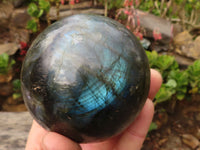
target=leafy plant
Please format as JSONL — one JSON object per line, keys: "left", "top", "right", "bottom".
{"left": 0, "top": 53, "right": 15, "bottom": 75}
{"left": 27, "top": 0, "right": 50, "bottom": 32}
{"left": 39, "top": 0, "right": 51, "bottom": 12}
{"left": 12, "top": 79, "right": 22, "bottom": 100}
{"left": 137, "top": 0, "right": 200, "bottom": 29}
{"left": 155, "top": 80, "right": 176, "bottom": 104}
{"left": 187, "top": 59, "right": 200, "bottom": 94}
{"left": 146, "top": 51, "right": 178, "bottom": 79}
{"left": 99, "top": 0, "right": 124, "bottom": 16}
{"left": 13, "top": 79, "right": 21, "bottom": 91}
{"left": 148, "top": 122, "right": 158, "bottom": 133}
{"left": 27, "top": 0, "right": 80, "bottom": 32}
{"left": 146, "top": 52, "right": 200, "bottom": 133}
{"left": 28, "top": 2, "right": 44, "bottom": 18}
{"left": 146, "top": 51, "right": 191, "bottom": 104}
{"left": 138, "top": 0, "right": 154, "bottom": 13}
{"left": 168, "top": 70, "right": 188, "bottom": 100}
{"left": 98, "top": 0, "right": 124, "bottom": 10}
{"left": 27, "top": 19, "right": 38, "bottom": 32}
{"left": 155, "top": 69, "right": 188, "bottom": 104}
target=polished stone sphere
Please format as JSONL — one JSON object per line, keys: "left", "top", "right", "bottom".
{"left": 21, "top": 14, "right": 150, "bottom": 143}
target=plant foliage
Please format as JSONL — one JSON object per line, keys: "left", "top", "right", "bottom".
{"left": 146, "top": 51, "right": 178, "bottom": 79}
{"left": 187, "top": 60, "right": 200, "bottom": 94}
{"left": 0, "top": 53, "right": 15, "bottom": 75}
{"left": 146, "top": 51, "right": 200, "bottom": 104}
{"left": 27, "top": 0, "right": 50, "bottom": 32}
{"left": 12, "top": 79, "right": 22, "bottom": 99}
{"left": 148, "top": 122, "right": 158, "bottom": 133}
{"left": 137, "top": 0, "right": 200, "bottom": 29}
{"left": 98, "top": 0, "right": 124, "bottom": 10}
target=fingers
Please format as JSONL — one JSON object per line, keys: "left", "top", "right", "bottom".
{"left": 114, "top": 99, "right": 154, "bottom": 150}
{"left": 42, "top": 132, "right": 82, "bottom": 150}
{"left": 80, "top": 137, "right": 117, "bottom": 150}
{"left": 113, "top": 69, "right": 162, "bottom": 150}
{"left": 148, "top": 69, "right": 162, "bottom": 100}
{"left": 25, "top": 120, "right": 48, "bottom": 150}
{"left": 25, "top": 120, "right": 81, "bottom": 150}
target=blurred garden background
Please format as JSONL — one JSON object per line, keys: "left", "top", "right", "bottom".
{"left": 0, "top": 0, "right": 200, "bottom": 149}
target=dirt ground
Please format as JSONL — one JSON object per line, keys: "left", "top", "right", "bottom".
{"left": 142, "top": 95, "right": 200, "bottom": 150}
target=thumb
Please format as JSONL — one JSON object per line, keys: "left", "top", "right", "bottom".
{"left": 42, "top": 132, "right": 82, "bottom": 150}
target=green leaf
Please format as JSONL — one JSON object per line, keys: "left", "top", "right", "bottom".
{"left": 187, "top": 60, "right": 200, "bottom": 77}
{"left": 155, "top": 85, "right": 175, "bottom": 103}
{"left": 27, "top": 2, "right": 44, "bottom": 18}
{"left": 146, "top": 51, "right": 179, "bottom": 80}
{"left": 29, "top": 0, "right": 39, "bottom": 2}
{"left": 13, "top": 93, "right": 22, "bottom": 99}
{"left": 12, "top": 79, "right": 21, "bottom": 91}
{"left": 195, "top": 2, "right": 200, "bottom": 9}
{"left": 27, "top": 19, "right": 38, "bottom": 32}
{"left": 0, "top": 53, "right": 9, "bottom": 74}
{"left": 39, "top": 0, "right": 50, "bottom": 12}
{"left": 27, "top": 3, "right": 40, "bottom": 17}
{"left": 148, "top": 122, "right": 158, "bottom": 133}
{"left": 168, "top": 70, "right": 188, "bottom": 100}
{"left": 10, "top": 59, "right": 16, "bottom": 66}
{"left": 165, "top": 79, "right": 177, "bottom": 88}
{"left": 169, "top": 70, "right": 188, "bottom": 86}
{"left": 176, "top": 93, "right": 185, "bottom": 100}
{"left": 139, "top": 0, "right": 154, "bottom": 11}
{"left": 187, "top": 59, "right": 200, "bottom": 93}
{"left": 37, "top": 9, "right": 44, "bottom": 18}
{"left": 189, "top": 87, "right": 199, "bottom": 94}
{"left": 8, "top": 59, "right": 15, "bottom": 73}
{"left": 145, "top": 51, "right": 158, "bottom": 67}
{"left": 100, "top": 0, "right": 123, "bottom": 10}
{"left": 155, "top": 55, "right": 175, "bottom": 71}
{"left": 0, "top": 53, "right": 15, "bottom": 74}
{"left": 152, "top": 9, "right": 161, "bottom": 16}
{"left": 175, "top": 0, "right": 184, "bottom": 4}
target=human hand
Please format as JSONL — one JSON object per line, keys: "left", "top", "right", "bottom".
{"left": 25, "top": 69, "right": 162, "bottom": 150}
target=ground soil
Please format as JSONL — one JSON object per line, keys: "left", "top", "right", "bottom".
{"left": 142, "top": 95, "right": 200, "bottom": 150}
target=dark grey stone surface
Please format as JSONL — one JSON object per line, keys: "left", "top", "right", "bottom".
{"left": 0, "top": 112, "right": 32, "bottom": 150}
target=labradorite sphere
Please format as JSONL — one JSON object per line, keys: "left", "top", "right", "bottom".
{"left": 21, "top": 14, "right": 150, "bottom": 143}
